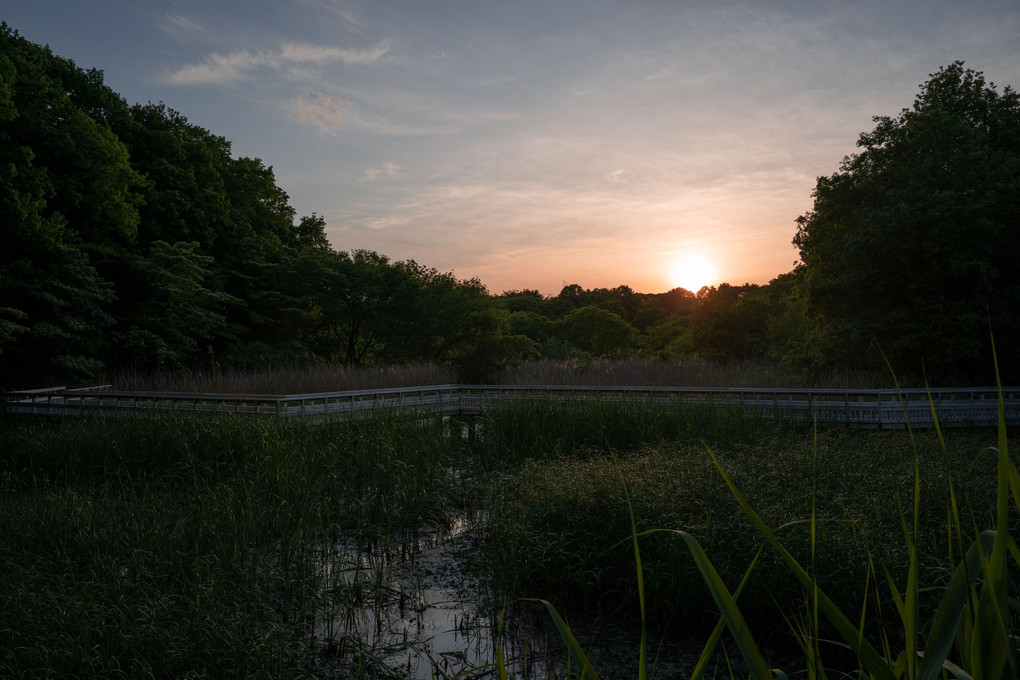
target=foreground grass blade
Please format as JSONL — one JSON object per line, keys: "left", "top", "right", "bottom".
{"left": 704, "top": 444, "right": 897, "bottom": 680}
{"left": 615, "top": 460, "right": 649, "bottom": 680}
{"left": 673, "top": 530, "right": 774, "bottom": 680}
{"left": 970, "top": 337, "right": 1019, "bottom": 679}
{"left": 917, "top": 531, "right": 996, "bottom": 680}
{"left": 526, "top": 599, "right": 602, "bottom": 680}
{"left": 685, "top": 541, "right": 766, "bottom": 680}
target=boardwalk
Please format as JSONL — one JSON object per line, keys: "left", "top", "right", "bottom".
{"left": 5, "top": 384, "right": 1019, "bottom": 429}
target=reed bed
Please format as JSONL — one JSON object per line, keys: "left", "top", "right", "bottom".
{"left": 101, "top": 357, "right": 892, "bottom": 395}
{"left": 498, "top": 357, "right": 894, "bottom": 390}
{"left": 2, "top": 389, "right": 1014, "bottom": 677}
{"left": 104, "top": 362, "right": 457, "bottom": 394}
{"left": 480, "top": 399, "right": 1014, "bottom": 655}
{"left": 0, "top": 412, "right": 467, "bottom": 679}
{"left": 476, "top": 397, "right": 776, "bottom": 469}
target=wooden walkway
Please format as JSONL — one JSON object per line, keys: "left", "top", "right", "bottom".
{"left": 5, "top": 384, "right": 1019, "bottom": 429}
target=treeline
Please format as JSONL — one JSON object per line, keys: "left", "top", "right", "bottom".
{"left": 2, "top": 24, "right": 1017, "bottom": 386}
{"left": 500, "top": 278, "right": 803, "bottom": 364}
{"left": 0, "top": 25, "right": 513, "bottom": 384}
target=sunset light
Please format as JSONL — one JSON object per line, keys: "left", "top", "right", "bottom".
{"left": 668, "top": 254, "right": 718, "bottom": 293}
{"left": 2, "top": 5, "right": 1018, "bottom": 677}
{"left": 3, "top": 1, "right": 1015, "bottom": 298}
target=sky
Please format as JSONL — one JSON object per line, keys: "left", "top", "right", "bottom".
{"left": 4, "top": 1, "right": 1019, "bottom": 295}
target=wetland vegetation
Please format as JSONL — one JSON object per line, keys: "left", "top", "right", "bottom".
{"left": 1, "top": 390, "right": 1014, "bottom": 678}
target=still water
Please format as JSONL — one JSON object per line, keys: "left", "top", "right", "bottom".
{"left": 309, "top": 514, "right": 752, "bottom": 679}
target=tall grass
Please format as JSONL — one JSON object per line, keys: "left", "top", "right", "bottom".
{"left": 0, "top": 412, "right": 468, "bottom": 678}
{"left": 484, "top": 355, "right": 1018, "bottom": 678}
{"left": 3, "top": 369, "right": 1013, "bottom": 677}
{"left": 483, "top": 408, "right": 1013, "bottom": 660}
{"left": 683, "top": 388, "right": 1020, "bottom": 678}
{"left": 477, "top": 398, "right": 778, "bottom": 469}
{"left": 101, "top": 356, "right": 891, "bottom": 394}
{"left": 499, "top": 357, "right": 894, "bottom": 390}
{"left": 104, "top": 362, "right": 456, "bottom": 394}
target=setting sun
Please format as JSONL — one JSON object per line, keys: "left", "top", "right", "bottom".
{"left": 668, "top": 254, "right": 718, "bottom": 292}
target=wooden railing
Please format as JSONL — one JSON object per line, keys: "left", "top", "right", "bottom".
{"left": 5, "top": 384, "right": 1019, "bottom": 429}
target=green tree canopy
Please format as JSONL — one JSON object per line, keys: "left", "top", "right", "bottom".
{"left": 557, "top": 305, "right": 639, "bottom": 358}
{"left": 793, "top": 62, "right": 1020, "bottom": 381}
{"left": 116, "top": 241, "right": 240, "bottom": 371}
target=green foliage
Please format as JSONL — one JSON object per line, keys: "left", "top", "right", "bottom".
{"left": 508, "top": 310, "right": 554, "bottom": 342}
{"left": 396, "top": 262, "right": 515, "bottom": 381}
{"left": 300, "top": 249, "right": 409, "bottom": 366}
{"left": 117, "top": 101, "right": 232, "bottom": 249}
{"left": 293, "top": 212, "right": 331, "bottom": 251}
{"left": 692, "top": 283, "right": 769, "bottom": 360}
{"left": 557, "top": 305, "right": 640, "bottom": 357}
{"left": 116, "top": 241, "right": 240, "bottom": 370}
{"left": 0, "top": 231, "right": 115, "bottom": 381}
{"left": 479, "top": 397, "right": 772, "bottom": 468}
{"left": 794, "top": 62, "right": 1020, "bottom": 382}
{"left": 640, "top": 318, "right": 695, "bottom": 359}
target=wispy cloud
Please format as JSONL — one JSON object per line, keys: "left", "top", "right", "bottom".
{"left": 362, "top": 162, "right": 402, "bottom": 181}
{"left": 159, "top": 14, "right": 208, "bottom": 42}
{"left": 289, "top": 92, "right": 353, "bottom": 129}
{"left": 295, "top": 0, "right": 374, "bottom": 36}
{"left": 166, "top": 40, "right": 391, "bottom": 84}
{"left": 279, "top": 40, "right": 392, "bottom": 65}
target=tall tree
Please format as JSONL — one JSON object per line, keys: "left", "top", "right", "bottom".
{"left": 793, "top": 63, "right": 1020, "bottom": 381}
{"left": 557, "top": 306, "right": 639, "bottom": 357}
{"left": 0, "top": 25, "right": 127, "bottom": 382}
{"left": 305, "top": 249, "right": 412, "bottom": 366}
{"left": 116, "top": 241, "right": 239, "bottom": 371}
{"left": 116, "top": 102, "right": 232, "bottom": 250}
{"left": 692, "top": 284, "right": 768, "bottom": 360}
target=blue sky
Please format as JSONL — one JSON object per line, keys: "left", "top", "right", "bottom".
{"left": 4, "top": 0, "right": 1019, "bottom": 294}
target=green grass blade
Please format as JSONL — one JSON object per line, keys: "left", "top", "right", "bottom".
{"left": 495, "top": 603, "right": 508, "bottom": 680}
{"left": 681, "top": 539, "right": 765, "bottom": 680}
{"left": 905, "top": 449, "right": 922, "bottom": 679}
{"left": 614, "top": 457, "right": 648, "bottom": 680}
{"left": 673, "top": 530, "right": 774, "bottom": 680}
{"left": 704, "top": 444, "right": 896, "bottom": 680}
{"left": 526, "top": 598, "right": 602, "bottom": 680}
{"left": 1007, "top": 534, "right": 1020, "bottom": 569}
{"left": 979, "top": 338, "right": 1018, "bottom": 678}
{"left": 884, "top": 571, "right": 907, "bottom": 625}
{"left": 917, "top": 530, "right": 996, "bottom": 680}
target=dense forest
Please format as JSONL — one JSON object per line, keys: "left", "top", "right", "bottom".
{"left": 2, "top": 24, "right": 1017, "bottom": 387}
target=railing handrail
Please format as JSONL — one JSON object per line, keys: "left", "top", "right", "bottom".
{"left": 7, "top": 384, "right": 1018, "bottom": 401}
{"left": 6, "top": 383, "right": 1018, "bottom": 430}
{"left": 277, "top": 384, "right": 462, "bottom": 401}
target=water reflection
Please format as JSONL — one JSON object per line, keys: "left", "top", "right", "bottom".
{"left": 312, "top": 514, "right": 559, "bottom": 678}
{"left": 310, "top": 514, "right": 745, "bottom": 679}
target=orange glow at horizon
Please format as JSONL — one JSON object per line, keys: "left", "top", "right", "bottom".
{"left": 667, "top": 254, "right": 719, "bottom": 293}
